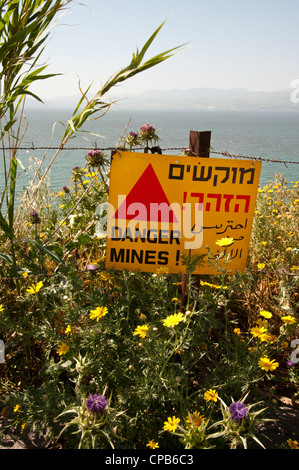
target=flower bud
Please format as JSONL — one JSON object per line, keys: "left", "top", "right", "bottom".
{"left": 29, "top": 211, "right": 40, "bottom": 224}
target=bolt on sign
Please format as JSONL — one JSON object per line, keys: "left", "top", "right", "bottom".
{"left": 105, "top": 151, "right": 262, "bottom": 274}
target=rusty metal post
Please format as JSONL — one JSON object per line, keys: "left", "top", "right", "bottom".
{"left": 180, "top": 131, "right": 211, "bottom": 311}
{"left": 189, "top": 130, "right": 211, "bottom": 157}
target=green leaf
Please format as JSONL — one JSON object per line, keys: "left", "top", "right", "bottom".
{"left": 0, "top": 252, "right": 13, "bottom": 264}
{"left": 17, "top": 238, "right": 66, "bottom": 265}
{"left": 8, "top": 157, "right": 17, "bottom": 233}
{"left": 135, "top": 19, "right": 167, "bottom": 66}
{"left": 99, "top": 20, "right": 188, "bottom": 98}
{"left": 0, "top": 211, "right": 10, "bottom": 237}
{"left": 71, "top": 81, "right": 94, "bottom": 116}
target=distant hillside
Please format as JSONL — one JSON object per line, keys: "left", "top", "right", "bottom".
{"left": 111, "top": 87, "right": 297, "bottom": 111}
{"left": 28, "top": 87, "right": 298, "bottom": 111}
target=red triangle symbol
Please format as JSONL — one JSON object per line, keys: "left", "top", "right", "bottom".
{"left": 113, "top": 163, "right": 178, "bottom": 223}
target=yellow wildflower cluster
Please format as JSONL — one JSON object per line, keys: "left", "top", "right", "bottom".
{"left": 163, "top": 410, "right": 206, "bottom": 438}
{"left": 250, "top": 309, "right": 297, "bottom": 347}
{"left": 250, "top": 324, "right": 278, "bottom": 344}
{"left": 253, "top": 177, "right": 298, "bottom": 274}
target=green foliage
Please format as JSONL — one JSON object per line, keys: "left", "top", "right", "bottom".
{"left": 0, "top": 173, "right": 298, "bottom": 449}
{"left": 0, "top": 0, "right": 70, "bottom": 130}
{"left": 0, "top": 0, "right": 71, "bottom": 295}
{"left": 0, "top": 1, "right": 298, "bottom": 450}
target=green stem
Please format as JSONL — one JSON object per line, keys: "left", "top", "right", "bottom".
{"left": 10, "top": 237, "right": 20, "bottom": 296}
{"left": 222, "top": 247, "right": 228, "bottom": 288}
{"left": 186, "top": 272, "right": 192, "bottom": 310}
{"left": 0, "top": 139, "right": 9, "bottom": 211}
{"left": 97, "top": 167, "right": 109, "bottom": 194}
{"left": 159, "top": 317, "right": 191, "bottom": 379}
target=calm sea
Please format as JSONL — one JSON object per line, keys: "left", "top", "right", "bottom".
{"left": 3, "top": 108, "right": 299, "bottom": 195}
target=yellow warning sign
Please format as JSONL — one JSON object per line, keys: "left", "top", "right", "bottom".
{"left": 105, "top": 151, "right": 262, "bottom": 274}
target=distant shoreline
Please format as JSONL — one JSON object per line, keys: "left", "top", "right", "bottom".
{"left": 25, "top": 86, "right": 299, "bottom": 112}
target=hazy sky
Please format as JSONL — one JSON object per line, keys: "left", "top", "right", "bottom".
{"left": 31, "top": 0, "right": 299, "bottom": 101}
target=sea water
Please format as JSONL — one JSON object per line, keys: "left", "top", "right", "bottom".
{"left": 2, "top": 108, "right": 299, "bottom": 196}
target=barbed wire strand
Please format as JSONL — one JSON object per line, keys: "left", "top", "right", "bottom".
{"left": 0, "top": 145, "right": 298, "bottom": 164}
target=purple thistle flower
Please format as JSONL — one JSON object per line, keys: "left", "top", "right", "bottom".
{"left": 86, "top": 149, "right": 101, "bottom": 157}
{"left": 86, "top": 149, "right": 105, "bottom": 167}
{"left": 86, "top": 263, "right": 98, "bottom": 271}
{"left": 30, "top": 210, "right": 39, "bottom": 217}
{"left": 229, "top": 402, "right": 249, "bottom": 422}
{"left": 85, "top": 394, "right": 107, "bottom": 414}
{"left": 129, "top": 131, "right": 138, "bottom": 137}
{"left": 140, "top": 123, "right": 155, "bottom": 133}
{"left": 29, "top": 211, "right": 40, "bottom": 224}
{"left": 72, "top": 166, "right": 81, "bottom": 171}
{"left": 139, "top": 123, "right": 159, "bottom": 146}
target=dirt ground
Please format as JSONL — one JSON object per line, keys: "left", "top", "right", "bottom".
{"left": 249, "top": 398, "right": 299, "bottom": 449}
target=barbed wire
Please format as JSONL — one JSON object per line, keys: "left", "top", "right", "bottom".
{"left": 209, "top": 150, "right": 298, "bottom": 165}
{"left": 0, "top": 145, "right": 298, "bottom": 164}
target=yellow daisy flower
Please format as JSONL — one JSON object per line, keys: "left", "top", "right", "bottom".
{"left": 163, "top": 416, "right": 180, "bottom": 433}
{"left": 250, "top": 326, "right": 267, "bottom": 338}
{"left": 186, "top": 411, "right": 206, "bottom": 428}
{"left": 215, "top": 237, "right": 234, "bottom": 247}
{"left": 281, "top": 315, "right": 297, "bottom": 325}
{"left": 287, "top": 439, "right": 299, "bottom": 449}
{"left": 260, "top": 310, "right": 272, "bottom": 319}
{"left": 156, "top": 266, "right": 169, "bottom": 275}
{"left": 204, "top": 389, "right": 218, "bottom": 402}
{"left": 133, "top": 325, "right": 149, "bottom": 339}
{"left": 65, "top": 325, "right": 72, "bottom": 336}
{"left": 56, "top": 342, "right": 69, "bottom": 356}
{"left": 146, "top": 440, "right": 159, "bottom": 449}
{"left": 26, "top": 281, "right": 43, "bottom": 294}
{"left": 89, "top": 306, "right": 108, "bottom": 321}
{"left": 163, "top": 312, "right": 184, "bottom": 328}
{"left": 21, "top": 423, "right": 27, "bottom": 433}
{"left": 258, "top": 356, "right": 279, "bottom": 372}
